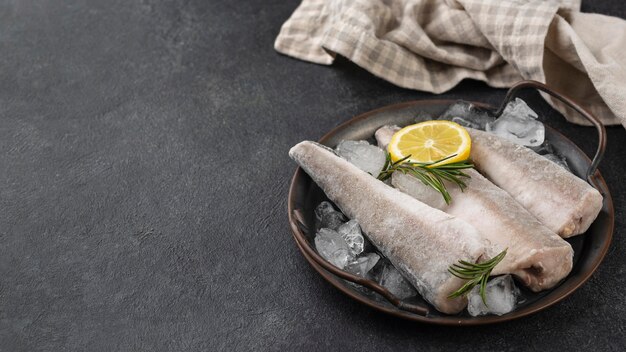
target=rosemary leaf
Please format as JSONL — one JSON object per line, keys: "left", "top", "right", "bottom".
{"left": 376, "top": 151, "right": 474, "bottom": 204}
{"left": 447, "top": 249, "right": 508, "bottom": 306}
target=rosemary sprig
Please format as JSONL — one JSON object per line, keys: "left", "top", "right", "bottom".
{"left": 447, "top": 249, "right": 508, "bottom": 306}
{"left": 376, "top": 152, "right": 474, "bottom": 204}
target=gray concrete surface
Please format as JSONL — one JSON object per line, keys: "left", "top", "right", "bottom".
{"left": 0, "top": 1, "right": 624, "bottom": 351}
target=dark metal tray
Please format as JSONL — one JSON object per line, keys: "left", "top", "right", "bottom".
{"left": 288, "top": 81, "right": 614, "bottom": 325}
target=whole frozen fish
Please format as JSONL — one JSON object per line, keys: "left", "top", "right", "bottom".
{"left": 289, "top": 141, "right": 489, "bottom": 314}
{"left": 468, "top": 129, "right": 603, "bottom": 238}
{"left": 392, "top": 169, "right": 573, "bottom": 291}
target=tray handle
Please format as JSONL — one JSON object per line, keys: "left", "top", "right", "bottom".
{"left": 493, "top": 80, "right": 607, "bottom": 190}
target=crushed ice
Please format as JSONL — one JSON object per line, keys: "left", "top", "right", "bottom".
{"left": 315, "top": 201, "right": 346, "bottom": 231}
{"left": 467, "top": 275, "right": 520, "bottom": 316}
{"left": 337, "top": 220, "right": 365, "bottom": 256}
{"left": 439, "top": 100, "right": 495, "bottom": 130}
{"left": 345, "top": 253, "right": 380, "bottom": 277}
{"left": 314, "top": 228, "right": 352, "bottom": 269}
{"left": 314, "top": 203, "right": 375, "bottom": 276}
{"left": 440, "top": 99, "right": 571, "bottom": 172}
{"left": 336, "top": 140, "right": 386, "bottom": 178}
{"left": 486, "top": 98, "right": 545, "bottom": 147}
{"left": 376, "top": 260, "right": 418, "bottom": 299}
{"left": 313, "top": 201, "right": 417, "bottom": 299}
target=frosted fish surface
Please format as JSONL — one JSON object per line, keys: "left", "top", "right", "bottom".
{"left": 290, "top": 141, "right": 488, "bottom": 314}
{"left": 542, "top": 153, "right": 570, "bottom": 171}
{"left": 391, "top": 172, "right": 448, "bottom": 210}
{"left": 469, "top": 128, "right": 603, "bottom": 237}
{"left": 393, "top": 168, "right": 573, "bottom": 292}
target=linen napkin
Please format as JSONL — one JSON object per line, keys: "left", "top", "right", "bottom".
{"left": 275, "top": 0, "right": 626, "bottom": 128}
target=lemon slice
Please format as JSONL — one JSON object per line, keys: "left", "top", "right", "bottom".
{"left": 387, "top": 121, "right": 471, "bottom": 165}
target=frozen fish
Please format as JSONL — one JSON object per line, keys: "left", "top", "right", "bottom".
{"left": 468, "top": 129, "right": 603, "bottom": 237}
{"left": 392, "top": 169, "right": 573, "bottom": 291}
{"left": 289, "top": 141, "right": 489, "bottom": 314}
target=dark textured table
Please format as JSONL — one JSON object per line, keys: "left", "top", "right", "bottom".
{"left": 1, "top": 1, "right": 625, "bottom": 351}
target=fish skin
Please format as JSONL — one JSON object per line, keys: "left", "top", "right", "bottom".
{"left": 393, "top": 169, "right": 573, "bottom": 292}
{"left": 468, "top": 129, "right": 603, "bottom": 238}
{"left": 289, "top": 141, "right": 489, "bottom": 314}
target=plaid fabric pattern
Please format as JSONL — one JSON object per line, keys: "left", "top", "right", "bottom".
{"left": 275, "top": 0, "right": 626, "bottom": 127}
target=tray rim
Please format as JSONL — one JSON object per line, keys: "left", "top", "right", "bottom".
{"left": 287, "top": 99, "right": 615, "bottom": 325}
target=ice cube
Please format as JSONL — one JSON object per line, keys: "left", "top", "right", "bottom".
{"left": 336, "top": 140, "right": 386, "bottom": 178}
{"left": 345, "top": 253, "right": 380, "bottom": 277}
{"left": 543, "top": 153, "right": 571, "bottom": 172}
{"left": 337, "top": 220, "right": 365, "bottom": 255}
{"left": 467, "top": 275, "right": 520, "bottom": 316}
{"left": 315, "top": 201, "right": 346, "bottom": 231}
{"left": 378, "top": 261, "right": 418, "bottom": 299}
{"left": 439, "top": 100, "right": 495, "bottom": 130}
{"left": 314, "top": 228, "right": 352, "bottom": 269}
{"left": 486, "top": 98, "right": 545, "bottom": 147}
{"left": 374, "top": 125, "right": 401, "bottom": 149}
{"left": 502, "top": 97, "right": 539, "bottom": 119}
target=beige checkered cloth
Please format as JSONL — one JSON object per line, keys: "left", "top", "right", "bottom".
{"left": 275, "top": 0, "right": 626, "bottom": 128}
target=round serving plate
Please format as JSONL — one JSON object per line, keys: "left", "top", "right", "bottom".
{"left": 288, "top": 95, "right": 614, "bottom": 325}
